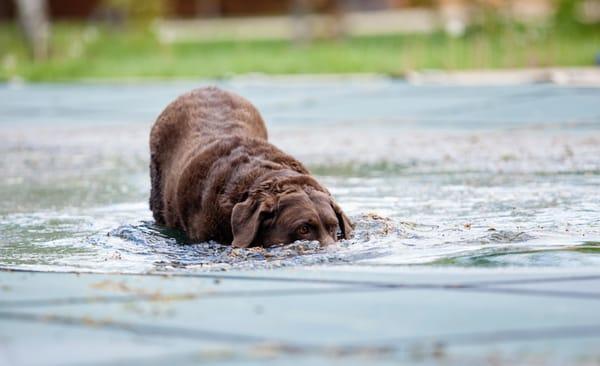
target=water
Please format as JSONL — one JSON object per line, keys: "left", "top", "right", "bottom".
{"left": 1, "top": 77, "right": 599, "bottom": 272}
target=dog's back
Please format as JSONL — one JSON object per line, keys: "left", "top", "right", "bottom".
{"left": 149, "top": 87, "right": 351, "bottom": 246}
{"left": 149, "top": 87, "right": 269, "bottom": 227}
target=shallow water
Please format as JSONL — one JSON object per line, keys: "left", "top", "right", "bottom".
{"left": 1, "top": 78, "right": 599, "bottom": 272}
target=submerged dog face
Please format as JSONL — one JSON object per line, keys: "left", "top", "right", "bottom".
{"left": 231, "top": 188, "right": 352, "bottom": 248}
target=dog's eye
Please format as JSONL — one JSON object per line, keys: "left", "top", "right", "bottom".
{"left": 296, "top": 224, "right": 311, "bottom": 236}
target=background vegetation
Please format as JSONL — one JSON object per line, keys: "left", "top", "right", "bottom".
{"left": 1, "top": 0, "right": 598, "bottom": 81}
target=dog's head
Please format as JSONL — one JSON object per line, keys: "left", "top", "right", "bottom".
{"left": 230, "top": 178, "right": 352, "bottom": 248}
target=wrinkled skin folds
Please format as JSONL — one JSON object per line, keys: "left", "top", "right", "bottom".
{"left": 149, "top": 86, "right": 353, "bottom": 247}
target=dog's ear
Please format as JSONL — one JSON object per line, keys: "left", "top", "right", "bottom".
{"left": 331, "top": 199, "right": 353, "bottom": 240}
{"left": 231, "top": 196, "right": 274, "bottom": 248}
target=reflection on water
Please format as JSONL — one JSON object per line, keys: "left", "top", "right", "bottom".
{"left": 0, "top": 79, "right": 599, "bottom": 272}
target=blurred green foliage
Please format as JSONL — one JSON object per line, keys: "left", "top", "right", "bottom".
{"left": 100, "top": 0, "right": 169, "bottom": 22}
{"left": 555, "top": 0, "right": 580, "bottom": 22}
{"left": 1, "top": 0, "right": 598, "bottom": 81}
{"left": 553, "top": 0, "right": 598, "bottom": 30}
{"left": 0, "top": 21, "right": 597, "bottom": 82}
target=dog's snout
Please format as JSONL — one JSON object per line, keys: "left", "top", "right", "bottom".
{"left": 319, "top": 235, "right": 336, "bottom": 246}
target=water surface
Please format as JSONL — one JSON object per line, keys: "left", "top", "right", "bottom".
{"left": 1, "top": 78, "right": 599, "bottom": 272}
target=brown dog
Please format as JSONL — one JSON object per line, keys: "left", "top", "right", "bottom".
{"left": 149, "top": 87, "right": 352, "bottom": 247}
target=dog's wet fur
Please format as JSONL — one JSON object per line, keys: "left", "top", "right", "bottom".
{"left": 149, "top": 87, "right": 352, "bottom": 247}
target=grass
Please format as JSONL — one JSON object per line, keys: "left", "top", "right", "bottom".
{"left": 1, "top": 21, "right": 599, "bottom": 81}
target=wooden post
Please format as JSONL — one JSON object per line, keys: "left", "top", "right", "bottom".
{"left": 14, "top": 0, "right": 51, "bottom": 61}
{"left": 326, "top": 0, "right": 346, "bottom": 40}
{"left": 291, "top": 0, "right": 312, "bottom": 45}
{"left": 195, "top": 0, "right": 221, "bottom": 18}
